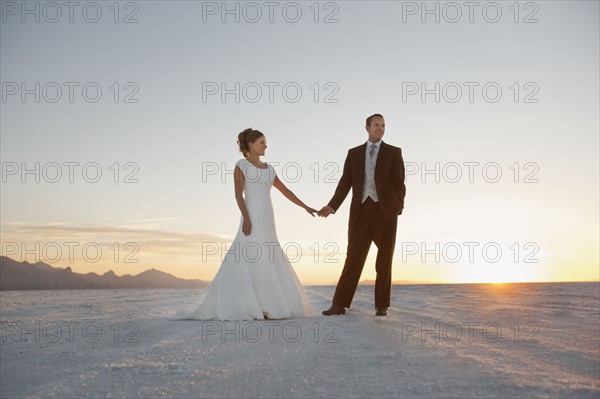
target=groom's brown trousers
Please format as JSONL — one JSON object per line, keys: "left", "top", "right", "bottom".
{"left": 332, "top": 197, "right": 397, "bottom": 309}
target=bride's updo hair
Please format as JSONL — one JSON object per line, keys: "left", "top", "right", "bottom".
{"left": 237, "top": 128, "right": 264, "bottom": 157}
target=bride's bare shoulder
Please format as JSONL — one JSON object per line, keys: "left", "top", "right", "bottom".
{"left": 236, "top": 158, "right": 250, "bottom": 167}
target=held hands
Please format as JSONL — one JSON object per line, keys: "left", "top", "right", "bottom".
{"left": 302, "top": 205, "right": 333, "bottom": 218}
{"left": 304, "top": 206, "right": 318, "bottom": 217}
{"left": 317, "top": 205, "right": 334, "bottom": 218}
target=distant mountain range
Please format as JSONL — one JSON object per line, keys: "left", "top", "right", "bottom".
{"left": 0, "top": 256, "right": 210, "bottom": 291}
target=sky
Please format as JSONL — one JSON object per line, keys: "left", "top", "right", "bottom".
{"left": 1, "top": 0, "right": 598, "bottom": 285}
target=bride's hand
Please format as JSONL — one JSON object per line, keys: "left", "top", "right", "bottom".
{"left": 242, "top": 218, "right": 252, "bottom": 235}
{"left": 305, "top": 206, "right": 318, "bottom": 217}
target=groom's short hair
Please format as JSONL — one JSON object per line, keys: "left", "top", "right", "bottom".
{"left": 366, "top": 113, "right": 384, "bottom": 127}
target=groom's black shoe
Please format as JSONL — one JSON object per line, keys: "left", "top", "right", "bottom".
{"left": 375, "top": 307, "right": 389, "bottom": 316}
{"left": 322, "top": 304, "right": 346, "bottom": 316}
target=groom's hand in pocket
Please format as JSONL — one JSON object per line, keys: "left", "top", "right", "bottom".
{"left": 318, "top": 206, "right": 334, "bottom": 218}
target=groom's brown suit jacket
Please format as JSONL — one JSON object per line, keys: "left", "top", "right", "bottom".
{"left": 328, "top": 141, "right": 406, "bottom": 227}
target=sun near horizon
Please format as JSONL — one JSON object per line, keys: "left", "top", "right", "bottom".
{"left": 1, "top": 246, "right": 598, "bottom": 286}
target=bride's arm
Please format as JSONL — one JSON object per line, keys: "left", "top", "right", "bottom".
{"left": 234, "top": 165, "right": 252, "bottom": 235}
{"left": 273, "top": 176, "right": 317, "bottom": 216}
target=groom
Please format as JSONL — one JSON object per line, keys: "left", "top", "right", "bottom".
{"left": 318, "top": 114, "right": 406, "bottom": 316}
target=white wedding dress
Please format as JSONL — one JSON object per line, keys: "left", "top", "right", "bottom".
{"left": 173, "top": 158, "right": 312, "bottom": 321}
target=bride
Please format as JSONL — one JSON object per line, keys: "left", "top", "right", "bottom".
{"left": 174, "top": 128, "right": 315, "bottom": 321}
